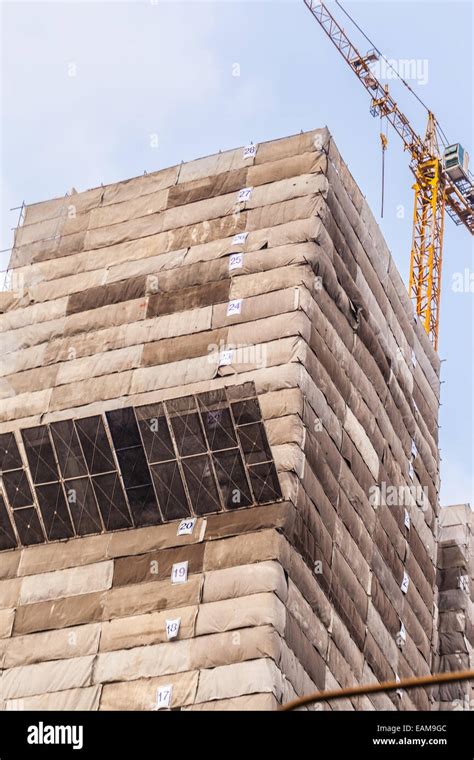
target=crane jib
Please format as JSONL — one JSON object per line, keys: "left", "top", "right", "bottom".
{"left": 303, "top": 0, "right": 474, "bottom": 350}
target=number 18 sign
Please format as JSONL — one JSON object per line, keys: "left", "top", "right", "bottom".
{"left": 166, "top": 618, "right": 181, "bottom": 640}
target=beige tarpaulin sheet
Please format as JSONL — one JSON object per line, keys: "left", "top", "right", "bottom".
{"left": 94, "top": 626, "right": 280, "bottom": 685}
{"left": 100, "top": 671, "right": 199, "bottom": 711}
{"left": 99, "top": 605, "right": 198, "bottom": 652}
{"left": 201, "top": 561, "right": 287, "bottom": 604}
{"left": 0, "top": 609, "right": 14, "bottom": 639}
{"left": 195, "top": 593, "right": 286, "bottom": 636}
{"left": 6, "top": 685, "right": 102, "bottom": 712}
{"left": 1, "top": 655, "right": 95, "bottom": 700}
{"left": 103, "top": 576, "right": 203, "bottom": 621}
{"left": 13, "top": 591, "right": 107, "bottom": 636}
{"left": 0, "top": 623, "right": 101, "bottom": 669}
{"left": 194, "top": 658, "right": 297, "bottom": 704}
{"left": 90, "top": 188, "right": 169, "bottom": 229}
{"left": 184, "top": 693, "right": 278, "bottom": 711}
{"left": 18, "top": 561, "right": 113, "bottom": 605}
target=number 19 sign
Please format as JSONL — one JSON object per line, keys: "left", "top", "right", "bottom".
{"left": 171, "top": 561, "right": 188, "bottom": 584}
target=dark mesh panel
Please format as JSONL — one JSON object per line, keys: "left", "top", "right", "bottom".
{"left": 213, "top": 449, "right": 252, "bottom": 509}
{"left": 237, "top": 422, "right": 272, "bottom": 464}
{"left": 0, "top": 432, "right": 23, "bottom": 472}
{"left": 181, "top": 455, "right": 222, "bottom": 515}
{"left": 231, "top": 398, "right": 261, "bottom": 425}
{"left": 0, "top": 493, "right": 17, "bottom": 550}
{"left": 3, "top": 469, "right": 34, "bottom": 509}
{"left": 150, "top": 461, "right": 190, "bottom": 520}
{"left": 248, "top": 461, "right": 282, "bottom": 503}
{"left": 50, "top": 420, "right": 87, "bottom": 480}
{"left": 116, "top": 447, "right": 152, "bottom": 490}
{"left": 126, "top": 484, "right": 162, "bottom": 527}
{"left": 169, "top": 413, "right": 206, "bottom": 457}
{"left": 136, "top": 405, "right": 175, "bottom": 464}
{"left": 21, "top": 426, "right": 59, "bottom": 484}
{"left": 201, "top": 407, "right": 237, "bottom": 451}
{"left": 106, "top": 407, "right": 141, "bottom": 450}
{"left": 75, "top": 416, "right": 116, "bottom": 474}
{"left": 92, "top": 472, "right": 133, "bottom": 530}
{"left": 13, "top": 507, "right": 45, "bottom": 545}
{"left": 35, "top": 482, "right": 75, "bottom": 540}
{"left": 65, "top": 478, "right": 103, "bottom": 536}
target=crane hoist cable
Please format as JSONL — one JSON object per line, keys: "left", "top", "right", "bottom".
{"left": 380, "top": 117, "right": 388, "bottom": 218}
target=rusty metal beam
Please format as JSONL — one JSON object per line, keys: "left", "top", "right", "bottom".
{"left": 280, "top": 669, "right": 474, "bottom": 711}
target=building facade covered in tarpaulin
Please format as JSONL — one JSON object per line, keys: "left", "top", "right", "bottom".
{"left": 0, "top": 129, "right": 470, "bottom": 710}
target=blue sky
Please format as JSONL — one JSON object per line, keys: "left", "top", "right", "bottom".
{"left": 1, "top": 0, "right": 472, "bottom": 507}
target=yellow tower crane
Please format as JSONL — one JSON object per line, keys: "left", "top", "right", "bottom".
{"left": 304, "top": 0, "right": 474, "bottom": 350}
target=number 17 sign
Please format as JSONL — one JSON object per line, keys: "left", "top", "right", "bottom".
{"left": 153, "top": 685, "right": 173, "bottom": 710}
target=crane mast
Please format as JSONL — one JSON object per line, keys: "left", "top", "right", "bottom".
{"left": 304, "top": 0, "right": 474, "bottom": 350}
